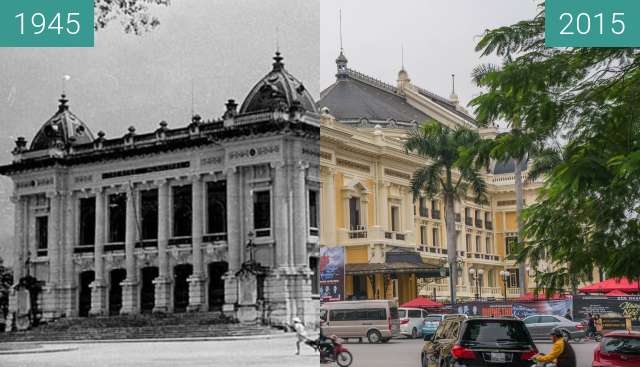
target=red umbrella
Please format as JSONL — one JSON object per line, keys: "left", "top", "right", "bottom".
{"left": 517, "top": 291, "right": 565, "bottom": 301}
{"left": 579, "top": 278, "right": 640, "bottom": 294}
{"left": 606, "top": 290, "right": 629, "bottom": 296}
{"left": 401, "top": 296, "right": 443, "bottom": 309}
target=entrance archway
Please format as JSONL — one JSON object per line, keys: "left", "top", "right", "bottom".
{"left": 173, "top": 264, "right": 192, "bottom": 313}
{"left": 109, "top": 269, "right": 126, "bottom": 316}
{"left": 79, "top": 271, "right": 94, "bottom": 317}
{"left": 141, "top": 267, "right": 158, "bottom": 313}
{"left": 208, "top": 262, "right": 228, "bottom": 311}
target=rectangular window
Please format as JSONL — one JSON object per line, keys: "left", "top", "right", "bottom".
{"left": 36, "top": 216, "right": 48, "bottom": 249}
{"left": 79, "top": 197, "right": 95, "bottom": 246}
{"left": 253, "top": 190, "right": 271, "bottom": 236}
{"left": 488, "top": 270, "right": 495, "bottom": 287}
{"left": 420, "top": 225, "right": 427, "bottom": 245}
{"left": 309, "top": 190, "right": 319, "bottom": 234}
{"left": 140, "top": 189, "right": 158, "bottom": 240}
{"left": 475, "top": 235, "right": 482, "bottom": 253}
{"left": 509, "top": 269, "right": 520, "bottom": 288}
{"left": 486, "top": 236, "right": 492, "bottom": 254}
{"left": 506, "top": 236, "right": 517, "bottom": 255}
{"left": 466, "top": 234, "right": 472, "bottom": 253}
{"left": 390, "top": 206, "right": 400, "bottom": 232}
{"left": 432, "top": 228, "right": 440, "bottom": 247}
{"left": 349, "top": 197, "right": 361, "bottom": 229}
{"left": 419, "top": 197, "right": 428, "bottom": 217}
{"left": 172, "top": 185, "right": 192, "bottom": 237}
{"left": 206, "top": 181, "right": 227, "bottom": 234}
{"left": 108, "top": 193, "right": 126, "bottom": 243}
{"left": 309, "top": 256, "right": 319, "bottom": 295}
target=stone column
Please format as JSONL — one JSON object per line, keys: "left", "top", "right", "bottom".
{"left": 90, "top": 188, "right": 107, "bottom": 316}
{"left": 273, "top": 162, "right": 290, "bottom": 267}
{"left": 322, "top": 168, "right": 336, "bottom": 246}
{"left": 223, "top": 167, "right": 240, "bottom": 313}
{"left": 403, "top": 188, "right": 415, "bottom": 242}
{"left": 11, "top": 196, "right": 25, "bottom": 282}
{"left": 120, "top": 186, "right": 139, "bottom": 314}
{"left": 294, "top": 161, "right": 310, "bottom": 267}
{"left": 188, "top": 174, "right": 205, "bottom": 311}
{"left": 62, "top": 192, "right": 77, "bottom": 317}
{"left": 379, "top": 183, "right": 389, "bottom": 230}
{"left": 43, "top": 192, "right": 61, "bottom": 319}
{"left": 153, "top": 179, "right": 171, "bottom": 313}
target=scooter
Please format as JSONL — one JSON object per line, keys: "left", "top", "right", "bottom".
{"left": 308, "top": 337, "right": 354, "bottom": 367}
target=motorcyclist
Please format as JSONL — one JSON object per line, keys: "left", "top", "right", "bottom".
{"left": 532, "top": 328, "right": 576, "bottom": 367}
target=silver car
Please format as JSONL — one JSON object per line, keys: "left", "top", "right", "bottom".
{"left": 523, "top": 315, "right": 586, "bottom": 340}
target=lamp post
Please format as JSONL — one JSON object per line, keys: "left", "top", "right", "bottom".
{"left": 469, "top": 268, "right": 484, "bottom": 300}
{"left": 499, "top": 270, "right": 510, "bottom": 300}
{"left": 445, "top": 257, "right": 464, "bottom": 306}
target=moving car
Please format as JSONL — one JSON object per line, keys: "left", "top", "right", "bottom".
{"left": 320, "top": 300, "right": 401, "bottom": 344}
{"left": 420, "top": 315, "right": 538, "bottom": 367}
{"left": 399, "top": 307, "right": 429, "bottom": 338}
{"left": 593, "top": 330, "right": 640, "bottom": 367}
{"left": 421, "top": 314, "right": 446, "bottom": 340}
{"left": 523, "top": 314, "right": 586, "bottom": 341}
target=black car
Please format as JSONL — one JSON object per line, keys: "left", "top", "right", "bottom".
{"left": 420, "top": 316, "right": 538, "bottom": 367}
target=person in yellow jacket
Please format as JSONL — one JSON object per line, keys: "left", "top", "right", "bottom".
{"left": 533, "top": 328, "right": 576, "bottom": 367}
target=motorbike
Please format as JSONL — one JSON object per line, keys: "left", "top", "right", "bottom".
{"left": 307, "top": 337, "right": 354, "bottom": 367}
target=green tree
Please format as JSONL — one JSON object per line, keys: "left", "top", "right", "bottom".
{"left": 95, "top": 0, "right": 170, "bottom": 35}
{"left": 405, "top": 122, "right": 488, "bottom": 304}
{"left": 469, "top": 1, "right": 640, "bottom": 293}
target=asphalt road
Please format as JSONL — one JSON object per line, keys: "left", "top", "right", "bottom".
{"left": 340, "top": 337, "right": 597, "bottom": 367}
{"left": 0, "top": 335, "right": 319, "bottom": 367}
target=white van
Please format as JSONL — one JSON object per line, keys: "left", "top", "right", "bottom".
{"left": 399, "top": 307, "right": 429, "bottom": 338}
{"left": 320, "top": 300, "right": 401, "bottom": 343}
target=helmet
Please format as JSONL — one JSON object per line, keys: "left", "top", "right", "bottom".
{"left": 292, "top": 317, "right": 301, "bottom": 323}
{"left": 549, "top": 328, "right": 564, "bottom": 337}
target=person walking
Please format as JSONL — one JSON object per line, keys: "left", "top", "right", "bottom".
{"left": 595, "top": 314, "right": 603, "bottom": 336}
{"left": 587, "top": 313, "right": 596, "bottom": 338}
{"left": 293, "top": 317, "right": 311, "bottom": 355}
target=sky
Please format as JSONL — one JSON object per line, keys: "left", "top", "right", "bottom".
{"left": 320, "top": 0, "right": 539, "bottom": 106}
{"left": 0, "top": 0, "right": 319, "bottom": 265}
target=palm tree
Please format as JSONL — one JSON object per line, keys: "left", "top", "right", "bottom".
{"left": 405, "top": 122, "right": 488, "bottom": 305}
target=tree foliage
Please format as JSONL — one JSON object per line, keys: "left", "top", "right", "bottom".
{"left": 471, "top": 2, "right": 640, "bottom": 292}
{"left": 95, "top": 0, "right": 170, "bottom": 35}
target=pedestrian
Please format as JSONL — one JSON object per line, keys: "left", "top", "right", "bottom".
{"left": 293, "top": 317, "right": 311, "bottom": 355}
{"left": 595, "top": 314, "right": 603, "bottom": 335}
{"left": 587, "top": 313, "right": 596, "bottom": 338}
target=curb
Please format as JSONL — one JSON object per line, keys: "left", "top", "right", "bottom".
{"left": 0, "top": 346, "right": 78, "bottom": 355}
{"left": 0, "top": 332, "right": 297, "bottom": 345}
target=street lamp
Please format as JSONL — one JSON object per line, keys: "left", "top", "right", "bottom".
{"left": 444, "top": 257, "right": 464, "bottom": 306}
{"left": 469, "top": 268, "right": 484, "bottom": 300}
{"left": 499, "top": 270, "right": 510, "bottom": 300}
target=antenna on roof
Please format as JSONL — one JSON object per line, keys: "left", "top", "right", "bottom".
{"left": 401, "top": 44, "right": 405, "bottom": 70}
{"left": 276, "top": 26, "right": 280, "bottom": 52}
{"left": 339, "top": 9, "right": 343, "bottom": 53}
{"left": 62, "top": 75, "right": 71, "bottom": 95}
{"left": 451, "top": 74, "right": 455, "bottom": 94}
{"left": 191, "top": 79, "right": 195, "bottom": 117}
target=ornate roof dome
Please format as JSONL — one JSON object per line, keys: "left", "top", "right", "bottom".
{"left": 30, "top": 95, "right": 95, "bottom": 151}
{"left": 239, "top": 52, "right": 317, "bottom": 115}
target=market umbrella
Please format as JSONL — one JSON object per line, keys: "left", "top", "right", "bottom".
{"left": 606, "top": 290, "right": 629, "bottom": 296}
{"left": 579, "top": 278, "right": 640, "bottom": 294}
{"left": 401, "top": 296, "right": 443, "bottom": 309}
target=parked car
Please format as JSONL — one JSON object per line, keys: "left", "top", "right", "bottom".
{"left": 420, "top": 315, "right": 538, "bottom": 367}
{"left": 421, "top": 314, "right": 447, "bottom": 340}
{"left": 399, "top": 308, "right": 430, "bottom": 338}
{"left": 320, "top": 300, "right": 401, "bottom": 344}
{"left": 523, "top": 314, "right": 586, "bottom": 341}
{"left": 593, "top": 330, "right": 640, "bottom": 367}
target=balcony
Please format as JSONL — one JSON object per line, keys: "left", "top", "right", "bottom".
{"left": 466, "top": 252, "right": 501, "bottom": 263}
{"left": 203, "top": 233, "right": 228, "bottom": 243}
{"left": 74, "top": 245, "right": 95, "bottom": 254}
{"left": 348, "top": 228, "right": 368, "bottom": 239}
{"left": 419, "top": 207, "right": 428, "bottom": 218}
{"left": 465, "top": 217, "right": 472, "bottom": 226}
{"left": 418, "top": 246, "right": 447, "bottom": 257}
{"left": 340, "top": 227, "right": 409, "bottom": 244}
{"left": 432, "top": 210, "right": 441, "bottom": 220}
{"left": 135, "top": 239, "right": 158, "bottom": 249}
{"left": 475, "top": 219, "right": 483, "bottom": 228}
{"left": 507, "top": 287, "right": 522, "bottom": 297}
{"left": 455, "top": 213, "right": 461, "bottom": 222}
{"left": 485, "top": 221, "right": 493, "bottom": 230}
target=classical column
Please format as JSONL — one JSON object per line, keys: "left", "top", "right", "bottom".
{"left": 153, "top": 179, "right": 171, "bottom": 313}
{"left": 90, "top": 188, "right": 107, "bottom": 316}
{"left": 62, "top": 192, "right": 77, "bottom": 316}
{"left": 379, "top": 183, "right": 389, "bottom": 230}
{"left": 322, "top": 168, "right": 336, "bottom": 246}
{"left": 403, "top": 188, "right": 415, "bottom": 242}
{"left": 43, "top": 191, "right": 61, "bottom": 319}
{"left": 11, "top": 196, "right": 25, "bottom": 282}
{"left": 120, "top": 186, "right": 139, "bottom": 314}
{"left": 273, "top": 162, "right": 290, "bottom": 267}
{"left": 223, "top": 167, "right": 240, "bottom": 313}
{"left": 293, "top": 161, "right": 309, "bottom": 267}
{"left": 188, "top": 174, "right": 205, "bottom": 311}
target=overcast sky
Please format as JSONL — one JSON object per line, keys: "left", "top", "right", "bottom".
{"left": 0, "top": 0, "right": 319, "bottom": 264}
{"left": 320, "top": 0, "right": 539, "bottom": 107}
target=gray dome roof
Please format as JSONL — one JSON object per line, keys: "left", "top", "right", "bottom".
{"left": 239, "top": 52, "right": 317, "bottom": 115}
{"left": 30, "top": 95, "right": 94, "bottom": 151}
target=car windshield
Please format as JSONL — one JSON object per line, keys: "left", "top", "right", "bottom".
{"left": 424, "top": 316, "right": 442, "bottom": 322}
{"left": 398, "top": 309, "right": 407, "bottom": 318}
{"left": 602, "top": 337, "right": 640, "bottom": 355}
{"left": 462, "top": 320, "right": 531, "bottom": 345}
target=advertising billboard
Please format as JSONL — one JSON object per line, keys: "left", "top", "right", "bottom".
{"left": 319, "top": 247, "right": 345, "bottom": 302}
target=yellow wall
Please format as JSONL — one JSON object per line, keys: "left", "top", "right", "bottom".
{"left": 346, "top": 246, "right": 368, "bottom": 264}
{"left": 335, "top": 172, "right": 344, "bottom": 228}
{"left": 505, "top": 212, "right": 517, "bottom": 232}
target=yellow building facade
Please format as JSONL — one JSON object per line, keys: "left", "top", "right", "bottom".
{"left": 318, "top": 55, "right": 543, "bottom": 305}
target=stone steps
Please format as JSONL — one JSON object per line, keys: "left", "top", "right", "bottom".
{"left": 0, "top": 312, "right": 281, "bottom": 342}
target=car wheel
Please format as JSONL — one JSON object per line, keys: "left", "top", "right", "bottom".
{"left": 411, "top": 328, "right": 418, "bottom": 339}
{"left": 367, "top": 329, "right": 382, "bottom": 344}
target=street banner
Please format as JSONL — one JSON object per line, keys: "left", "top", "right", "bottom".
{"left": 319, "top": 246, "right": 345, "bottom": 303}
{"left": 573, "top": 295, "right": 640, "bottom": 327}
{"left": 456, "top": 299, "right": 572, "bottom": 319}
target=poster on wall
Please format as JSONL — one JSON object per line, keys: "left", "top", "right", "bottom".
{"left": 512, "top": 299, "right": 572, "bottom": 319}
{"left": 573, "top": 295, "right": 640, "bottom": 327}
{"left": 319, "top": 246, "right": 345, "bottom": 303}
